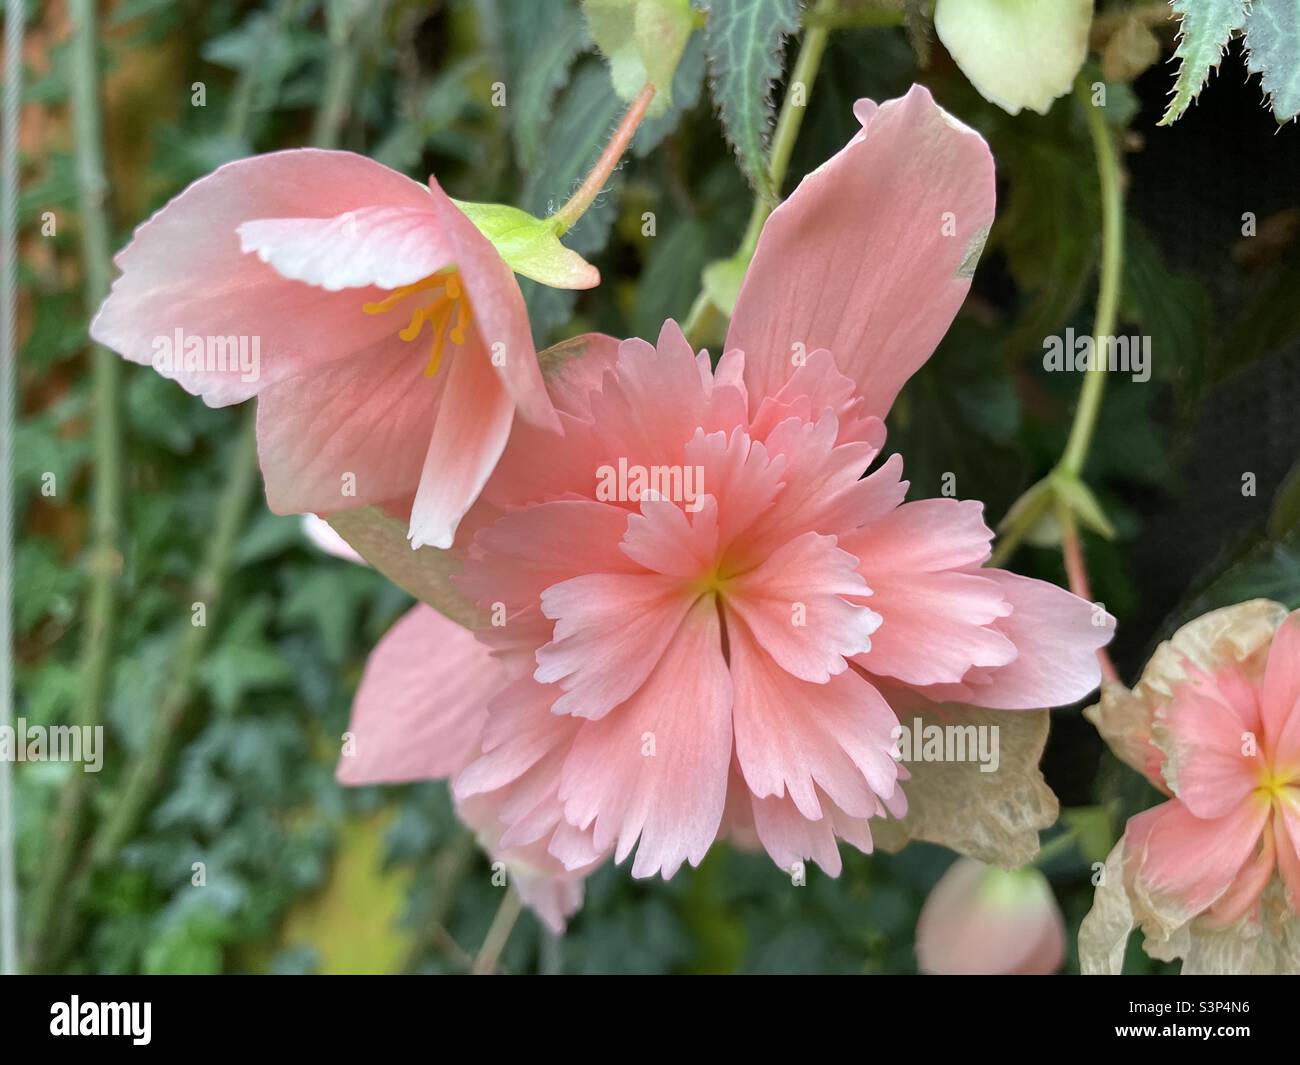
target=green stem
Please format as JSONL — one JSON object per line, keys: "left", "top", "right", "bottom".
{"left": 471, "top": 888, "right": 523, "bottom": 976}
{"left": 25, "top": 0, "right": 121, "bottom": 971}
{"left": 552, "top": 83, "right": 656, "bottom": 235}
{"left": 35, "top": 3, "right": 378, "bottom": 971}
{"left": 989, "top": 78, "right": 1125, "bottom": 567}
{"left": 683, "top": 3, "right": 831, "bottom": 346}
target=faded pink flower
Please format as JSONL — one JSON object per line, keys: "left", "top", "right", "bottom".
{"left": 91, "top": 150, "right": 576, "bottom": 550}
{"left": 916, "top": 857, "right": 1065, "bottom": 975}
{"left": 1081, "top": 601, "right": 1300, "bottom": 974}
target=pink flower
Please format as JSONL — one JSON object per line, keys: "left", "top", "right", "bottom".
{"left": 91, "top": 150, "right": 572, "bottom": 550}
{"left": 916, "top": 857, "right": 1065, "bottom": 975}
{"left": 337, "top": 604, "right": 591, "bottom": 933}
{"left": 1082, "top": 601, "right": 1300, "bottom": 974}
{"left": 419, "top": 86, "right": 1113, "bottom": 883}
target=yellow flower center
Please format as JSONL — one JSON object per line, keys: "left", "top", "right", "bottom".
{"left": 1256, "top": 764, "right": 1299, "bottom": 803}
{"left": 362, "top": 269, "right": 473, "bottom": 378}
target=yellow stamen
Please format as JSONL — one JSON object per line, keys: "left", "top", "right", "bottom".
{"left": 360, "top": 269, "right": 473, "bottom": 381}
{"left": 423, "top": 301, "right": 454, "bottom": 378}
{"left": 361, "top": 273, "right": 448, "bottom": 315}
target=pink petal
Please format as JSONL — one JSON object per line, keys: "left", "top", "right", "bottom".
{"left": 620, "top": 497, "right": 720, "bottom": 578}
{"left": 557, "top": 598, "right": 733, "bottom": 878}
{"left": 726, "top": 531, "right": 880, "bottom": 683}
{"left": 728, "top": 612, "right": 900, "bottom": 821}
{"left": 91, "top": 149, "right": 442, "bottom": 406}
{"left": 1261, "top": 610, "right": 1300, "bottom": 771}
{"left": 1157, "top": 676, "right": 1266, "bottom": 819}
{"left": 1274, "top": 796, "right": 1300, "bottom": 912}
{"left": 536, "top": 572, "right": 694, "bottom": 719}
{"left": 1126, "top": 796, "right": 1270, "bottom": 919}
{"left": 1202, "top": 818, "right": 1277, "bottom": 928}
{"left": 255, "top": 335, "right": 443, "bottom": 516}
{"left": 943, "top": 570, "right": 1115, "bottom": 710}
{"left": 457, "top": 499, "right": 640, "bottom": 610}
{"left": 408, "top": 343, "right": 515, "bottom": 549}
{"left": 840, "top": 497, "right": 994, "bottom": 573}
{"left": 853, "top": 569, "right": 1016, "bottom": 687}
{"left": 727, "top": 86, "right": 995, "bottom": 420}
{"left": 336, "top": 605, "right": 498, "bottom": 785}
{"left": 301, "top": 513, "right": 365, "bottom": 564}
{"left": 749, "top": 789, "right": 877, "bottom": 877}
{"left": 538, "top": 332, "right": 623, "bottom": 419}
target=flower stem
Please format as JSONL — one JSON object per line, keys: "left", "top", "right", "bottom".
{"left": 552, "top": 83, "right": 656, "bottom": 236}
{"left": 472, "top": 888, "right": 523, "bottom": 975}
{"left": 1056, "top": 499, "right": 1121, "bottom": 684}
{"left": 990, "top": 77, "right": 1125, "bottom": 567}
{"left": 25, "top": 0, "right": 122, "bottom": 971}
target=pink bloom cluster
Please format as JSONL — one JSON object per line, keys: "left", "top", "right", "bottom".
{"left": 96, "top": 85, "right": 1115, "bottom": 933}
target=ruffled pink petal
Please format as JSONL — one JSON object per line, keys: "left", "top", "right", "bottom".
{"left": 1261, "top": 611, "right": 1300, "bottom": 772}
{"left": 455, "top": 676, "right": 576, "bottom": 800}
{"left": 620, "top": 497, "right": 720, "bottom": 578}
{"left": 557, "top": 598, "right": 733, "bottom": 878}
{"left": 1203, "top": 818, "right": 1277, "bottom": 928}
{"left": 727, "top": 86, "right": 995, "bottom": 420}
{"left": 408, "top": 343, "right": 515, "bottom": 549}
{"left": 840, "top": 497, "right": 994, "bottom": 572}
{"left": 749, "top": 788, "right": 877, "bottom": 877}
{"left": 255, "top": 335, "right": 443, "bottom": 516}
{"left": 681, "top": 427, "right": 786, "bottom": 552}
{"left": 539, "top": 333, "right": 622, "bottom": 418}
{"left": 587, "top": 322, "right": 709, "bottom": 470}
{"left": 1126, "top": 795, "right": 1270, "bottom": 919}
{"left": 336, "top": 605, "right": 498, "bottom": 785}
{"left": 853, "top": 569, "right": 1016, "bottom": 687}
{"left": 728, "top": 612, "right": 901, "bottom": 821}
{"left": 91, "top": 149, "right": 442, "bottom": 406}
{"left": 727, "top": 532, "right": 880, "bottom": 683}
{"left": 536, "top": 572, "right": 695, "bottom": 719}
{"left": 457, "top": 499, "right": 639, "bottom": 610}
{"left": 938, "top": 570, "right": 1115, "bottom": 710}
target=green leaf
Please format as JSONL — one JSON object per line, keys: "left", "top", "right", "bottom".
{"left": 1159, "top": 0, "right": 1247, "bottom": 126}
{"left": 1245, "top": 0, "right": 1300, "bottom": 122}
{"left": 454, "top": 200, "right": 599, "bottom": 290}
{"left": 584, "top": 0, "right": 696, "bottom": 115}
{"left": 700, "top": 254, "right": 747, "bottom": 317}
{"left": 704, "top": 0, "right": 800, "bottom": 199}
{"left": 1051, "top": 471, "right": 1117, "bottom": 540}
{"left": 500, "top": 0, "right": 590, "bottom": 169}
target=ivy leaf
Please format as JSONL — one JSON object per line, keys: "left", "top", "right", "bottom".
{"left": 1245, "top": 0, "right": 1300, "bottom": 123}
{"left": 1159, "top": 0, "right": 1247, "bottom": 126}
{"left": 704, "top": 0, "right": 800, "bottom": 200}
{"left": 584, "top": 0, "right": 696, "bottom": 115}
{"left": 454, "top": 200, "right": 599, "bottom": 290}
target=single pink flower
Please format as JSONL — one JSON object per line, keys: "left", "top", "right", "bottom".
{"left": 91, "top": 150, "right": 574, "bottom": 550}
{"left": 420, "top": 86, "right": 1113, "bottom": 882}
{"left": 1082, "top": 603, "right": 1300, "bottom": 974}
{"left": 916, "top": 857, "right": 1065, "bottom": 975}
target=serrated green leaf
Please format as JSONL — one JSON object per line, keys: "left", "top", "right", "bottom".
{"left": 453, "top": 200, "right": 599, "bottom": 290}
{"left": 1245, "top": 0, "right": 1300, "bottom": 122}
{"left": 500, "top": 0, "right": 590, "bottom": 169}
{"left": 1159, "top": 0, "right": 1247, "bottom": 126}
{"left": 704, "top": 0, "right": 800, "bottom": 199}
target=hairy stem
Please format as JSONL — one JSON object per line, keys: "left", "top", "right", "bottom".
{"left": 552, "top": 83, "right": 656, "bottom": 235}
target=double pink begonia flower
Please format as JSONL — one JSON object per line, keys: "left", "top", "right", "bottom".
{"left": 340, "top": 87, "right": 1114, "bottom": 929}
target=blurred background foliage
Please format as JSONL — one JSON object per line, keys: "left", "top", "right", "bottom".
{"left": 11, "top": 0, "right": 1300, "bottom": 973}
